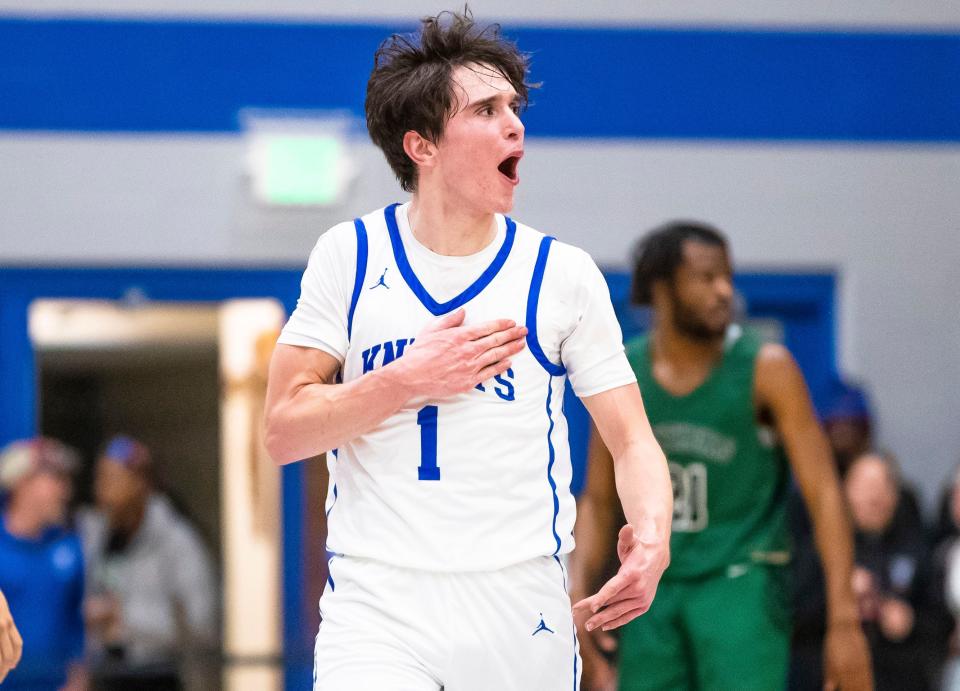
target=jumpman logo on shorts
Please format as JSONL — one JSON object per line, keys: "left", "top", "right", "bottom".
{"left": 369, "top": 267, "right": 390, "bottom": 290}
{"left": 532, "top": 613, "right": 554, "bottom": 636}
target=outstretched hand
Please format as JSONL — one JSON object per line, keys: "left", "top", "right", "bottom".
{"left": 397, "top": 308, "right": 527, "bottom": 399}
{"left": 573, "top": 524, "right": 669, "bottom": 632}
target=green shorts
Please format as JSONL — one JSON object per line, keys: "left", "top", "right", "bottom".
{"left": 618, "top": 564, "right": 791, "bottom": 691}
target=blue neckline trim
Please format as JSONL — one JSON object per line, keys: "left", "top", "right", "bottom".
{"left": 383, "top": 202, "right": 516, "bottom": 316}
{"left": 526, "top": 235, "right": 566, "bottom": 376}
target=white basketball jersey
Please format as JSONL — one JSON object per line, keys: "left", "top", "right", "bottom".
{"left": 328, "top": 205, "right": 575, "bottom": 571}
{"left": 280, "top": 202, "right": 635, "bottom": 572}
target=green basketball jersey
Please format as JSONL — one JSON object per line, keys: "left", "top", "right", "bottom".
{"left": 627, "top": 328, "right": 791, "bottom": 580}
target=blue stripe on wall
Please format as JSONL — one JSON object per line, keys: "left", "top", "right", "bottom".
{"left": 0, "top": 17, "right": 958, "bottom": 139}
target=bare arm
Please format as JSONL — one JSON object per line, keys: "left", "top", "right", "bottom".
{"left": 573, "top": 382, "right": 672, "bottom": 631}
{"left": 264, "top": 308, "right": 527, "bottom": 464}
{"left": 756, "top": 344, "right": 872, "bottom": 691}
{"left": 265, "top": 343, "right": 416, "bottom": 464}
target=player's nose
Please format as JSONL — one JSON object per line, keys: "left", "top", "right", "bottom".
{"left": 504, "top": 109, "right": 524, "bottom": 140}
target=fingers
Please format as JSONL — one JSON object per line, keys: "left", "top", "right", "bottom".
{"left": 582, "top": 571, "right": 631, "bottom": 613}
{"left": 10, "top": 623, "right": 21, "bottom": 665}
{"left": 0, "top": 629, "right": 12, "bottom": 666}
{"left": 471, "top": 324, "right": 527, "bottom": 350}
{"left": 475, "top": 358, "right": 514, "bottom": 384}
{"left": 461, "top": 318, "right": 519, "bottom": 341}
{"left": 0, "top": 621, "right": 19, "bottom": 681}
{"left": 469, "top": 324, "right": 527, "bottom": 385}
{"left": 573, "top": 582, "right": 630, "bottom": 627}
{"left": 420, "top": 308, "right": 466, "bottom": 334}
{"left": 472, "top": 335, "right": 527, "bottom": 370}
{"left": 585, "top": 596, "right": 644, "bottom": 630}
{"left": 0, "top": 590, "right": 18, "bottom": 682}
{"left": 596, "top": 605, "right": 648, "bottom": 631}
{"left": 0, "top": 634, "right": 11, "bottom": 672}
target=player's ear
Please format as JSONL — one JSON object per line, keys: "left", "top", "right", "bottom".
{"left": 403, "top": 131, "right": 437, "bottom": 171}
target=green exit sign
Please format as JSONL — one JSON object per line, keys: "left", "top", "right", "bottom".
{"left": 251, "top": 133, "right": 351, "bottom": 206}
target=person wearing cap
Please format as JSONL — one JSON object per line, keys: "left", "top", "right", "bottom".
{"left": 789, "top": 379, "right": 925, "bottom": 688}
{"left": 78, "top": 435, "right": 216, "bottom": 691}
{"left": 818, "top": 378, "right": 924, "bottom": 530}
{"left": 0, "top": 437, "right": 87, "bottom": 690}
{"left": 822, "top": 379, "right": 875, "bottom": 478}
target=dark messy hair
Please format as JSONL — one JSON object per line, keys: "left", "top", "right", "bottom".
{"left": 630, "top": 221, "right": 729, "bottom": 305}
{"left": 365, "top": 8, "right": 535, "bottom": 192}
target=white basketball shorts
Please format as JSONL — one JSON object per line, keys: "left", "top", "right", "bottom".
{"left": 314, "top": 555, "right": 581, "bottom": 690}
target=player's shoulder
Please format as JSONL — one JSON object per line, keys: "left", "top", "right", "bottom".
{"left": 308, "top": 219, "right": 356, "bottom": 259}
{"left": 355, "top": 203, "right": 395, "bottom": 232}
{"left": 753, "top": 340, "right": 806, "bottom": 398}
{"left": 548, "top": 237, "right": 593, "bottom": 268}
{"left": 311, "top": 204, "right": 394, "bottom": 255}
{"left": 755, "top": 340, "right": 796, "bottom": 370}
{"left": 509, "top": 218, "right": 593, "bottom": 270}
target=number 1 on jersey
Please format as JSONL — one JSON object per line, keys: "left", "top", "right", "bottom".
{"left": 417, "top": 405, "right": 440, "bottom": 481}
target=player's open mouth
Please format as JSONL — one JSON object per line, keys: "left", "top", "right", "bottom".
{"left": 497, "top": 152, "right": 522, "bottom": 184}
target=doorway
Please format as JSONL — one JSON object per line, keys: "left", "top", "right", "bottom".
{"left": 0, "top": 267, "right": 318, "bottom": 691}
{"left": 33, "top": 300, "right": 221, "bottom": 555}
{"left": 30, "top": 297, "right": 289, "bottom": 691}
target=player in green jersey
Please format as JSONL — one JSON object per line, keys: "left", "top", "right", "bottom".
{"left": 570, "top": 222, "right": 872, "bottom": 691}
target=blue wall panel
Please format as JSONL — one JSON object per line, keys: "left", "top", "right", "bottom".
{"left": 0, "top": 17, "right": 957, "bottom": 139}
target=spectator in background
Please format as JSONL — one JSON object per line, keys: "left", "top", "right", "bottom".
{"left": 823, "top": 379, "right": 923, "bottom": 523}
{"left": 78, "top": 435, "right": 216, "bottom": 691}
{"left": 0, "top": 437, "right": 87, "bottom": 690}
{"left": 789, "top": 378, "right": 924, "bottom": 688}
{"left": 845, "top": 451, "right": 934, "bottom": 691}
{"left": 822, "top": 379, "right": 873, "bottom": 477}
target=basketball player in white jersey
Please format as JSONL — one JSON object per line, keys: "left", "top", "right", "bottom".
{"left": 265, "top": 10, "right": 672, "bottom": 690}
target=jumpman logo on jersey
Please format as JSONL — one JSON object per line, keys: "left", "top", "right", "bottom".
{"left": 531, "top": 613, "right": 554, "bottom": 636}
{"left": 369, "top": 267, "right": 390, "bottom": 290}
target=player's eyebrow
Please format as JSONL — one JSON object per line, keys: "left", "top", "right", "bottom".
{"left": 466, "top": 92, "right": 519, "bottom": 111}
{"left": 468, "top": 95, "right": 499, "bottom": 110}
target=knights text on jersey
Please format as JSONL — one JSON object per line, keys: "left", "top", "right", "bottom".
{"left": 278, "top": 203, "right": 635, "bottom": 571}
